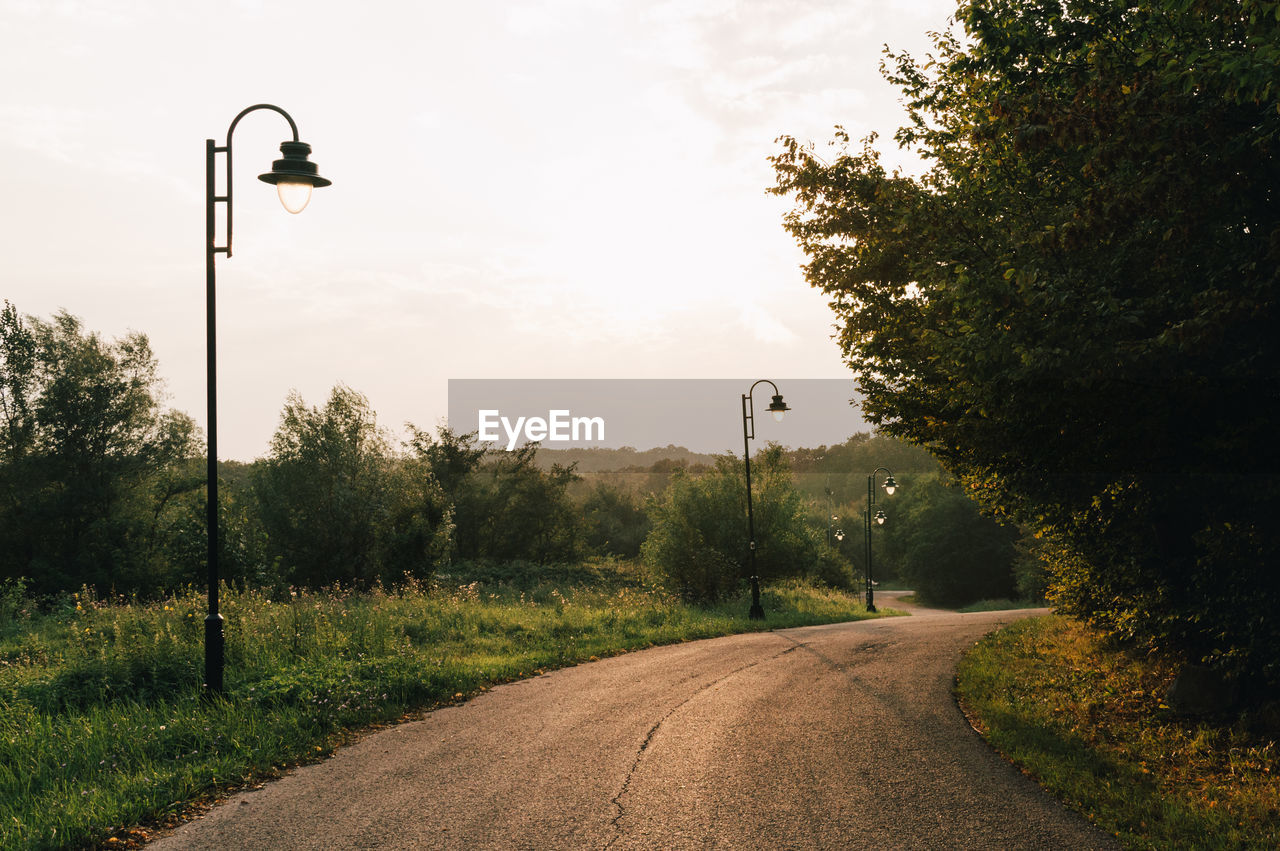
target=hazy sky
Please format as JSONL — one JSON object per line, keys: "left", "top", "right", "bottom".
{"left": 1, "top": 0, "right": 955, "bottom": 460}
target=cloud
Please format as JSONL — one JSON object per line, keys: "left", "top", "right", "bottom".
{"left": 740, "top": 302, "right": 800, "bottom": 345}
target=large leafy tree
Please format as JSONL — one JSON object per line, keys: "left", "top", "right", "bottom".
{"left": 772, "top": 0, "right": 1280, "bottom": 682}
{"left": 0, "top": 305, "right": 200, "bottom": 595}
{"left": 408, "top": 426, "right": 582, "bottom": 565}
{"left": 254, "top": 386, "right": 451, "bottom": 588}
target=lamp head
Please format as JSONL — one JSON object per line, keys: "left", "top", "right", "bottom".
{"left": 767, "top": 394, "right": 790, "bottom": 423}
{"left": 874, "top": 508, "right": 887, "bottom": 525}
{"left": 258, "top": 140, "right": 332, "bottom": 213}
{"left": 883, "top": 474, "right": 897, "bottom": 496}
{"left": 835, "top": 529, "right": 845, "bottom": 541}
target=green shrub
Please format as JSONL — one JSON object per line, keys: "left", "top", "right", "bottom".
{"left": 641, "top": 447, "right": 843, "bottom": 601}
{"left": 895, "top": 475, "right": 1019, "bottom": 607}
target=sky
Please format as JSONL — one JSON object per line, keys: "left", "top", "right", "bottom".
{"left": 1, "top": 0, "right": 956, "bottom": 461}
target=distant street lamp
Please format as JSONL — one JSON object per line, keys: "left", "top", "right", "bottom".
{"left": 741, "top": 379, "right": 790, "bottom": 619}
{"left": 204, "top": 104, "right": 330, "bottom": 694}
{"left": 864, "top": 467, "right": 896, "bottom": 613}
{"left": 825, "top": 484, "right": 834, "bottom": 546}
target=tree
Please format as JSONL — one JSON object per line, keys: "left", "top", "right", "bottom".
{"left": 0, "top": 306, "right": 200, "bottom": 595}
{"left": 254, "top": 386, "right": 450, "bottom": 588}
{"left": 406, "top": 425, "right": 581, "bottom": 565}
{"left": 641, "top": 447, "right": 844, "bottom": 601}
{"left": 580, "top": 481, "right": 650, "bottom": 558}
{"left": 640, "top": 459, "right": 746, "bottom": 602}
{"left": 892, "top": 475, "right": 1019, "bottom": 607}
{"left": 0, "top": 302, "right": 36, "bottom": 467}
{"left": 771, "top": 0, "right": 1280, "bottom": 682}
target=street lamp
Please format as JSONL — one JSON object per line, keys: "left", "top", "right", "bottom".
{"left": 864, "top": 468, "right": 896, "bottom": 613}
{"left": 825, "top": 485, "right": 833, "bottom": 546}
{"left": 204, "top": 104, "right": 330, "bottom": 694}
{"left": 742, "top": 379, "right": 789, "bottom": 619}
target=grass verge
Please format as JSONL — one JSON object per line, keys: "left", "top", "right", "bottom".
{"left": 956, "top": 615, "right": 1280, "bottom": 849}
{"left": 0, "top": 567, "right": 888, "bottom": 849}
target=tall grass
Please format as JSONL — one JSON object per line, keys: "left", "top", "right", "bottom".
{"left": 957, "top": 615, "right": 1280, "bottom": 849}
{"left": 0, "top": 566, "right": 882, "bottom": 849}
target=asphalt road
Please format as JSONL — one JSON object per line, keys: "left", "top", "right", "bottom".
{"left": 152, "top": 593, "right": 1116, "bottom": 849}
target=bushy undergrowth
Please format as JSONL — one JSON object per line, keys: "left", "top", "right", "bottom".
{"left": 0, "top": 563, "right": 879, "bottom": 849}
{"left": 957, "top": 616, "right": 1280, "bottom": 849}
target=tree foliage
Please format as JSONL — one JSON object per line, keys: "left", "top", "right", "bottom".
{"left": 891, "top": 475, "right": 1020, "bottom": 606}
{"left": 771, "top": 0, "right": 1280, "bottom": 681}
{"left": 407, "top": 426, "right": 582, "bottom": 565}
{"left": 641, "top": 446, "right": 847, "bottom": 601}
{"left": 253, "top": 386, "right": 451, "bottom": 589}
{"left": 0, "top": 305, "right": 200, "bottom": 596}
{"left": 580, "top": 481, "right": 650, "bottom": 559}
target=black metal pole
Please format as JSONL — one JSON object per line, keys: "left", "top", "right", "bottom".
{"left": 826, "top": 486, "right": 833, "bottom": 547}
{"left": 865, "top": 473, "right": 876, "bottom": 613}
{"left": 742, "top": 392, "right": 763, "bottom": 619}
{"left": 204, "top": 138, "right": 225, "bottom": 694}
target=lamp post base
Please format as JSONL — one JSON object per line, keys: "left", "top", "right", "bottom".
{"left": 204, "top": 613, "right": 225, "bottom": 695}
{"left": 749, "top": 576, "right": 765, "bottom": 620}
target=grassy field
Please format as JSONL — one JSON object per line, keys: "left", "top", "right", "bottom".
{"left": 0, "top": 563, "right": 887, "bottom": 849}
{"left": 956, "top": 615, "right": 1280, "bottom": 849}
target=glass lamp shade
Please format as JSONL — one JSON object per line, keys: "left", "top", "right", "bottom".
{"left": 276, "top": 180, "right": 314, "bottom": 214}
{"left": 875, "top": 509, "right": 887, "bottom": 525}
{"left": 883, "top": 474, "right": 897, "bottom": 496}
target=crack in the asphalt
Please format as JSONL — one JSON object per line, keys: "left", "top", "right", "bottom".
{"left": 775, "top": 629, "right": 947, "bottom": 728}
{"left": 777, "top": 632, "right": 886, "bottom": 672}
{"left": 602, "top": 641, "right": 803, "bottom": 848}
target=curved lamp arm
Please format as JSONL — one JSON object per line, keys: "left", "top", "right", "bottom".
{"left": 210, "top": 103, "right": 328, "bottom": 258}
{"left": 868, "top": 466, "right": 897, "bottom": 505}
{"left": 742, "top": 379, "right": 790, "bottom": 441}
{"left": 226, "top": 103, "right": 300, "bottom": 143}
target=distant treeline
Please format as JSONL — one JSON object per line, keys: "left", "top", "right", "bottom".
{"left": 0, "top": 304, "right": 1029, "bottom": 607}
{"left": 535, "top": 445, "right": 721, "bottom": 473}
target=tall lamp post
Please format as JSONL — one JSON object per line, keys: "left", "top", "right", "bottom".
{"left": 864, "top": 467, "right": 896, "bottom": 613}
{"left": 204, "top": 104, "right": 331, "bottom": 693}
{"left": 829, "top": 483, "right": 839, "bottom": 545}
{"left": 742, "top": 380, "right": 790, "bottom": 620}
{"left": 825, "top": 484, "right": 835, "bottom": 547}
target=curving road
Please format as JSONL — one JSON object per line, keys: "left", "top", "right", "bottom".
{"left": 152, "top": 593, "right": 1116, "bottom": 849}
